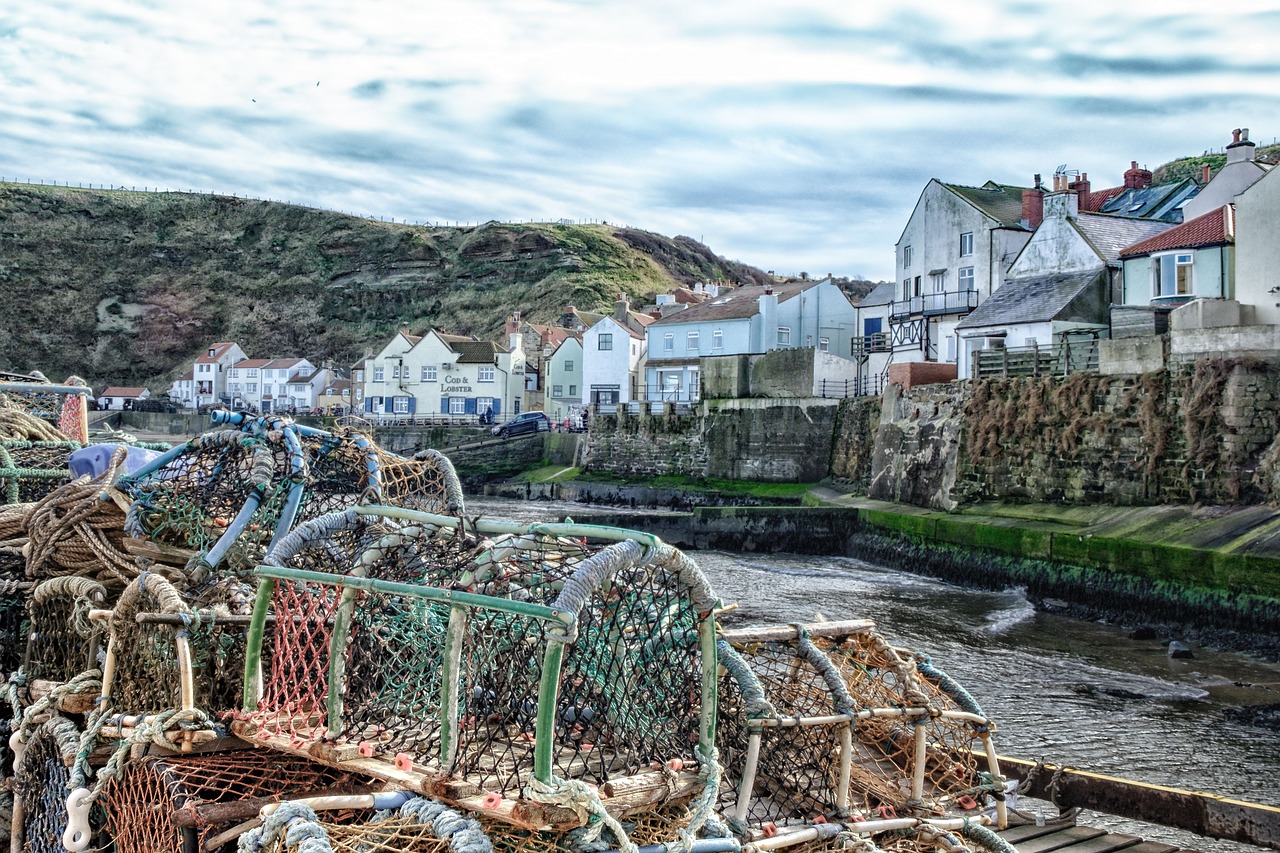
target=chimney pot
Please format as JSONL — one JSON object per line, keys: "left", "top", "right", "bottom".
{"left": 1232, "top": 128, "right": 1242, "bottom": 143}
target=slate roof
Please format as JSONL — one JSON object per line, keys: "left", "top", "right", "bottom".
{"left": 857, "top": 281, "right": 897, "bottom": 308}
{"left": 648, "top": 279, "right": 824, "bottom": 326}
{"left": 1119, "top": 205, "right": 1235, "bottom": 258}
{"left": 942, "top": 181, "right": 1031, "bottom": 227}
{"left": 450, "top": 340, "right": 503, "bottom": 363}
{"left": 957, "top": 270, "right": 1105, "bottom": 330}
{"left": 1073, "top": 214, "right": 1174, "bottom": 264}
{"left": 1096, "top": 179, "right": 1199, "bottom": 223}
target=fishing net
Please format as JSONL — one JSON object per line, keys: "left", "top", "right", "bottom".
{"left": 0, "top": 373, "right": 90, "bottom": 446}
{"left": 241, "top": 509, "right": 717, "bottom": 818}
{"left": 13, "top": 715, "right": 107, "bottom": 853}
{"left": 0, "top": 440, "right": 78, "bottom": 504}
{"left": 98, "top": 749, "right": 376, "bottom": 853}
{"left": 717, "top": 624, "right": 998, "bottom": 828}
{"left": 23, "top": 576, "right": 106, "bottom": 683}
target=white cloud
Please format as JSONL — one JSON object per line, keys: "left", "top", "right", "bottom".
{"left": 2, "top": 0, "right": 1279, "bottom": 279}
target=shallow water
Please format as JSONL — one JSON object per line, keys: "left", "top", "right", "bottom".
{"left": 468, "top": 497, "right": 1280, "bottom": 851}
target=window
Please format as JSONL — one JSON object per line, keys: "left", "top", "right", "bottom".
{"left": 946, "top": 336, "right": 957, "bottom": 362}
{"left": 958, "top": 266, "right": 975, "bottom": 291}
{"left": 553, "top": 384, "right": 564, "bottom": 397}
{"left": 931, "top": 271, "right": 946, "bottom": 292}
{"left": 777, "top": 326, "right": 791, "bottom": 346}
{"left": 689, "top": 370, "right": 700, "bottom": 398}
{"left": 903, "top": 245, "right": 912, "bottom": 268}
{"left": 248, "top": 368, "right": 258, "bottom": 377}
{"left": 1154, "top": 252, "right": 1194, "bottom": 297}
{"left": 819, "top": 337, "right": 829, "bottom": 352}
{"left": 373, "top": 366, "right": 385, "bottom": 382}
{"left": 687, "top": 331, "right": 699, "bottom": 351}
{"left": 247, "top": 383, "right": 257, "bottom": 393}
{"left": 564, "top": 360, "right": 574, "bottom": 372}
{"left": 391, "top": 365, "right": 401, "bottom": 379}
{"left": 449, "top": 397, "right": 465, "bottom": 414}
{"left": 568, "top": 384, "right": 577, "bottom": 396}
{"left": 422, "top": 365, "right": 437, "bottom": 382}
{"left": 902, "top": 279, "right": 912, "bottom": 300}
{"left": 712, "top": 329, "right": 723, "bottom": 350}
{"left": 393, "top": 396, "right": 409, "bottom": 414}
{"left": 478, "top": 366, "right": 495, "bottom": 382}
{"left": 960, "top": 231, "right": 974, "bottom": 256}
{"left": 598, "top": 333, "right": 613, "bottom": 351}
{"left": 664, "top": 333, "right": 674, "bottom": 353}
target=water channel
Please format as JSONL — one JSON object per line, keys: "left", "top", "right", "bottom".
{"left": 468, "top": 497, "right": 1280, "bottom": 853}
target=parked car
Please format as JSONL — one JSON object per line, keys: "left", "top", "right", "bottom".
{"left": 492, "top": 411, "right": 551, "bottom": 438}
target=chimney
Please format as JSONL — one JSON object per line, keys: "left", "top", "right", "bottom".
{"left": 1124, "top": 160, "right": 1152, "bottom": 189}
{"left": 1226, "top": 126, "right": 1257, "bottom": 165}
{"left": 1044, "top": 184, "right": 1079, "bottom": 219}
{"left": 758, "top": 288, "right": 778, "bottom": 350}
{"left": 1068, "top": 171, "right": 1091, "bottom": 199}
{"left": 613, "top": 294, "right": 628, "bottom": 324}
{"left": 1201, "top": 163, "right": 1212, "bottom": 184}
{"left": 1021, "top": 174, "right": 1045, "bottom": 229}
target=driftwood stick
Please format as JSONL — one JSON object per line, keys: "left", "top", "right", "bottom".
{"left": 719, "top": 619, "right": 875, "bottom": 644}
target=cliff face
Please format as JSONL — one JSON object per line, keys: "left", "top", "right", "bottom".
{"left": 0, "top": 184, "right": 774, "bottom": 386}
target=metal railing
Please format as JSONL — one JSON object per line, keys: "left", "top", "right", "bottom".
{"left": 817, "top": 375, "right": 886, "bottom": 399}
{"left": 889, "top": 289, "right": 979, "bottom": 320}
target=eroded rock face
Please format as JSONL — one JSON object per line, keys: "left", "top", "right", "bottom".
{"left": 867, "top": 383, "right": 967, "bottom": 511}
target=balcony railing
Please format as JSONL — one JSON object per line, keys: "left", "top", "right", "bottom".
{"left": 889, "top": 289, "right": 979, "bottom": 320}
{"left": 852, "top": 333, "right": 889, "bottom": 359}
{"left": 971, "top": 338, "right": 1102, "bottom": 379}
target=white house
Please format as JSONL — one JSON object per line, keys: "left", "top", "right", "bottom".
{"left": 97, "top": 386, "right": 149, "bottom": 410}
{"left": 642, "top": 277, "right": 858, "bottom": 403}
{"left": 955, "top": 184, "right": 1174, "bottom": 375}
{"left": 893, "top": 181, "right": 1036, "bottom": 368}
{"left": 1182, "top": 129, "right": 1271, "bottom": 222}
{"left": 1234, "top": 165, "right": 1280, "bottom": 325}
{"left": 167, "top": 370, "right": 195, "bottom": 409}
{"left": 193, "top": 342, "right": 246, "bottom": 408}
{"left": 361, "top": 328, "right": 526, "bottom": 421}
{"left": 582, "top": 316, "right": 645, "bottom": 409}
{"left": 544, "top": 336, "right": 584, "bottom": 423}
{"left": 1119, "top": 205, "right": 1235, "bottom": 309}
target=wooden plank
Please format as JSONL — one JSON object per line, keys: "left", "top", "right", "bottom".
{"left": 1000, "top": 756, "right": 1280, "bottom": 851}
{"left": 1049, "top": 832, "right": 1142, "bottom": 853}
{"left": 1013, "top": 826, "right": 1109, "bottom": 853}
{"left": 1113, "top": 843, "right": 1180, "bottom": 853}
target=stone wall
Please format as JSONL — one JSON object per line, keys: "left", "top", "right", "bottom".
{"left": 828, "top": 396, "right": 883, "bottom": 491}
{"left": 867, "top": 383, "right": 968, "bottom": 510}
{"left": 582, "top": 398, "right": 840, "bottom": 482}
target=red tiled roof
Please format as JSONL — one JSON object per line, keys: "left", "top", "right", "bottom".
{"left": 195, "top": 342, "right": 237, "bottom": 363}
{"left": 100, "top": 386, "right": 147, "bottom": 397}
{"left": 1119, "top": 205, "right": 1235, "bottom": 258}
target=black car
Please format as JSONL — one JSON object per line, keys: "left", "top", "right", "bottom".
{"left": 493, "top": 411, "right": 551, "bottom": 437}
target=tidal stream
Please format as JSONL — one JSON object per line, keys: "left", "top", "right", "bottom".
{"left": 469, "top": 497, "right": 1280, "bottom": 852}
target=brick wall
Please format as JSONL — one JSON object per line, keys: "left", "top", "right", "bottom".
{"left": 887, "top": 361, "right": 957, "bottom": 390}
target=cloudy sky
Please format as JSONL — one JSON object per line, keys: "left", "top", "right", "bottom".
{"left": 4, "top": 1, "right": 1279, "bottom": 280}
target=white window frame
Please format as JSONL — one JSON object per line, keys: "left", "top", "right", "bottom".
{"left": 819, "top": 337, "right": 829, "bottom": 352}
{"left": 958, "top": 266, "right": 975, "bottom": 291}
{"left": 777, "top": 326, "right": 791, "bottom": 346}
{"left": 373, "top": 366, "right": 385, "bottom": 382}
{"left": 960, "top": 231, "right": 974, "bottom": 257}
{"left": 931, "top": 271, "right": 946, "bottom": 292}
{"left": 449, "top": 397, "right": 466, "bottom": 415}
{"left": 903, "top": 245, "right": 912, "bottom": 268}
{"left": 393, "top": 396, "right": 409, "bottom": 414}
{"left": 664, "top": 333, "right": 674, "bottom": 353}
{"left": 686, "top": 331, "right": 699, "bottom": 351}
{"left": 1153, "top": 251, "right": 1194, "bottom": 297}
{"left": 712, "top": 329, "right": 723, "bottom": 350}
{"left": 422, "top": 365, "right": 437, "bottom": 382}
{"left": 478, "top": 366, "right": 495, "bottom": 382}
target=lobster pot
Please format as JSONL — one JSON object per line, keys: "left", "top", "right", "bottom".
{"left": 240, "top": 508, "right": 718, "bottom": 815}
{"left": 103, "top": 573, "right": 206, "bottom": 714}
{"left": 0, "top": 441, "right": 77, "bottom": 504}
{"left": 717, "top": 623, "right": 999, "bottom": 828}
{"left": 0, "top": 375, "right": 89, "bottom": 444}
{"left": 0, "top": 579, "right": 28, "bottom": 676}
{"left": 14, "top": 716, "right": 106, "bottom": 853}
{"left": 23, "top": 576, "right": 106, "bottom": 683}
{"left": 99, "top": 749, "right": 376, "bottom": 853}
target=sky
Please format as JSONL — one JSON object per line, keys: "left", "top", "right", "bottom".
{"left": 3, "top": 1, "right": 1280, "bottom": 282}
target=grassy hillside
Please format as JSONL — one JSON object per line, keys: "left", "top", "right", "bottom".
{"left": 0, "top": 184, "right": 783, "bottom": 387}
{"left": 1152, "top": 143, "right": 1280, "bottom": 185}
